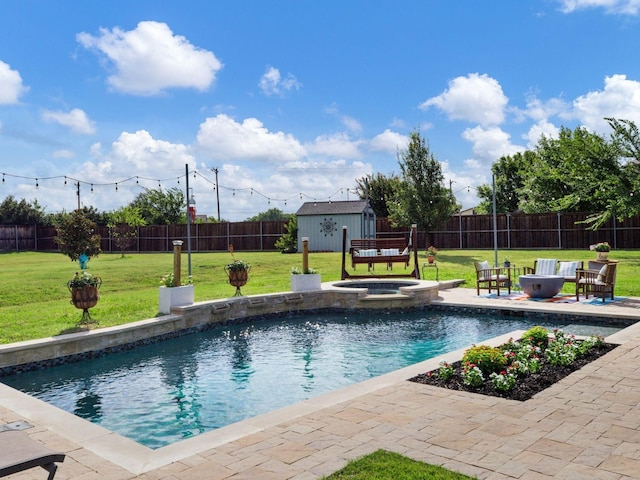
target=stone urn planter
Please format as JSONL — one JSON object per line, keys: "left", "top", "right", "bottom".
{"left": 158, "top": 284, "right": 195, "bottom": 314}
{"left": 290, "top": 273, "right": 322, "bottom": 292}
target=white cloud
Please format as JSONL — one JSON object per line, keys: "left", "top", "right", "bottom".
{"left": 572, "top": 74, "right": 640, "bottom": 132}
{"left": 559, "top": 0, "right": 640, "bottom": 15}
{"left": 420, "top": 73, "right": 508, "bottom": 127}
{"left": 0, "top": 60, "right": 28, "bottom": 104}
{"left": 258, "top": 66, "right": 301, "bottom": 96}
{"left": 523, "top": 95, "right": 570, "bottom": 122}
{"left": 109, "top": 130, "right": 194, "bottom": 172}
{"left": 325, "top": 104, "right": 363, "bottom": 133}
{"left": 307, "top": 133, "right": 363, "bottom": 158}
{"left": 77, "top": 21, "right": 222, "bottom": 96}
{"left": 462, "top": 126, "right": 524, "bottom": 165}
{"left": 41, "top": 108, "right": 96, "bottom": 134}
{"left": 525, "top": 120, "right": 560, "bottom": 148}
{"left": 368, "top": 129, "right": 408, "bottom": 153}
{"left": 196, "top": 114, "right": 306, "bottom": 162}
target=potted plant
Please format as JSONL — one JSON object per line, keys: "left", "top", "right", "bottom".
{"left": 503, "top": 257, "right": 511, "bottom": 268}
{"left": 55, "top": 209, "right": 103, "bottom": 323}
{"left": 67, "top": 271, "right": 101, "bottom": 323}
{"left": 225, "top": 259, "right": 250, "bottom": 296}
{"left": 426, "top": 246, "right": 438, "bottom": 264}
{"left": 592, "top": 242, "right": 611, "bottom": 260}
{"left": 290, "top": 266, "right": 322, "bottom": 292}
{"left": 158, "top": 273, "right": 194, "bottom": 314}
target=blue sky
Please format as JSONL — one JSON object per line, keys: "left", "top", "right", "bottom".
{"left": 2, "top": 1, "right": 640, "bottom": 221}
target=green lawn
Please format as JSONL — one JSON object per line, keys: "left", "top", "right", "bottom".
{"left": 321, "top": 450, "right": 476, "bottom": 479}
{"left": 0, "top": 249, "right": 637, "bottom": 344}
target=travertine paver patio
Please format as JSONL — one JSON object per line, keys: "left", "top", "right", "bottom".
{"left": 2, "top": 286, "right": 640, "bottom": 479}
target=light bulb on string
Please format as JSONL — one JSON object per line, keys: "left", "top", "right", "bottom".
{"left": 250, "top": 188, "right": 253, "bottom": 195}
{"left": 91, "top": 184, "right": 94, "bottom": 193}
{"left": 35, "top": 178, "right": 39, "bottom": 188}
{"left": 136, "top": 177, "right": 139, "bottom": 185}
{"left": 232, "top": 189, "right": 235, "bottom": 196}
{"left": 158, "top": 180, "right": 161, "bottom": 188}
{"left": 64, "top": 176, "right": 67, "bottom": 186}
{"left": 1, "top": 174, "right": 4, "bottom": 184}
{"left": 115, "top": 183, "right": 118, "bottom": 192}
{"left": 267, "top": 198, "right": 270, "bottom": 205}
{"left": 177, "top": 177, "right": 180, "bottom": 184}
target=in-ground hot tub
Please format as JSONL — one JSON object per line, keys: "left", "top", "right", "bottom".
{"left": 332, "top": 280, "right": 420, "bottom": 294}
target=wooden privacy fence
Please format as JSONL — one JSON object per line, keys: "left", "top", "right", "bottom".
{"left": 1, "top": 212, "right": 639, "bottom": 252}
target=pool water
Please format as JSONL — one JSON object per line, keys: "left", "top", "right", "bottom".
{"left": 0, "top": 310, "right": 610, "bottom": 448}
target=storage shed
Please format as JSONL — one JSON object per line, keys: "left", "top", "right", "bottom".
{"left": 295, "top": 200, "right": 376, "bottom": 252}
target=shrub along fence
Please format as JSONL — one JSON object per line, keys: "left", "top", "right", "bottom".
{"left": 0, "top": 212, "right": 638, "bottom": 253}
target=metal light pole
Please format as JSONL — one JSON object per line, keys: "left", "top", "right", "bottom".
{"left": 492, "top": 173, "right": 498, "bottom": 267}
{"left": 211, "top": 167, "right": 221, "bottom": 221}
{"left": 185, "top": 164, "right": 192, "bottom": 277}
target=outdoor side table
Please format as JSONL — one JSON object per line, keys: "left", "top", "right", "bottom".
{"left": 422, "top": 261, "right": 438, "bottom": 281}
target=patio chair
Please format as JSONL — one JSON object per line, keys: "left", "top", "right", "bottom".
{"left": 576, "top": 262, "right": 617, "bottom": 302}
{"left": 523, "top": 258, "right": 558, "bottom": 276}
{"left": 0, "top": 430, "right": 65, "bottom": 479}
{"left": 474, "top": 261, "right": 511, "bottom": 296}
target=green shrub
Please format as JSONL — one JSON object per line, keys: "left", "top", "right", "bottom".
{"left": 461, "top": 345, "right": 507, "bottom": 375}
{"left": 521, "top": 326, "right": 550, "bottom": 350}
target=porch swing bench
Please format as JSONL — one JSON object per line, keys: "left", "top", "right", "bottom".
{"left": 341, "top": 225, "right": 420, "bottom": 279}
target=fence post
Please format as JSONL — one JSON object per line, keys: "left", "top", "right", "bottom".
{"left": 557, "top": 212, "right": 562, "bottom": 249}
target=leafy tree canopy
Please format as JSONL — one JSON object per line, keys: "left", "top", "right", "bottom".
{"left": 54, "top": 209, "right": 102, "bottom": 262}
{"left": 0, "top": 196, "right": 49, "bottom": 225}
{"left": 355, "top": 173, "right": 402, "bottom": 218}
{"left": 245, "top": 208, "right": 292, "bottom": 222}
{"left": 129, "top": 187, "right": 185, "bottom": 225}
{"left": 388, "top": 130, "right": 457, "bottom": 234}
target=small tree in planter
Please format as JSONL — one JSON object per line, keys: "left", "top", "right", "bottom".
{"left": 55, "top": 210, "right": 102, "bottom": 324}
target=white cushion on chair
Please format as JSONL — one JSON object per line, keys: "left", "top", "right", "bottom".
{"left": 597, "top": 265, "right": 608, "bottom": 282}
{"left": 380, "top": 248, "right": 400, "bottom": 256}
{"left": 478, "top": 260, "right": 490, "bottom": 271}
{"left": 535, "top": 258, "right": 557, "bottom": 275}
{"left": 401, "top": 247, "right": 409, "bottom": 255}
{"left": 558, "top": 261, "right": 580, "bottom": 277}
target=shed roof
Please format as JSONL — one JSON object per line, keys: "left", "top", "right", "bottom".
{"left": 296, "top": 200, "right": 370, "bottom": 216}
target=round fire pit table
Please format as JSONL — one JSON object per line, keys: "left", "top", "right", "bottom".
{"left": 518, "top": 274, "right": 565, "bottom": 298}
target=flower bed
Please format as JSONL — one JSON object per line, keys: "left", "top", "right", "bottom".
{"left": 409, "top": 327, "right": 617, "bottom": 401}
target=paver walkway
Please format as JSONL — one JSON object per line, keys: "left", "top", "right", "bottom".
{"left": 2, "top": 287, "right": 640, "bottom": 479}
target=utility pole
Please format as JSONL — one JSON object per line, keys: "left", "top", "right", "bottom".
{"left": 76, "top": 182, "right": 81, "bottom": 210}
{"left": 211, "top": 167, "right": 221, "bottom": 221}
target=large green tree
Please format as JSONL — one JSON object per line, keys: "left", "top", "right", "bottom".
{"left": 388, "top": 130, "right": 457, "bottom": 236}
{"left": 519, "top": 126, "right": 620, "bottom": 215}
{"left": 355, "top": 173, "right": 402, "bottom": 218}
{"left": 475, "top": 152, "right": 531, "bottom": 214}
{"left": 0, "top": 196, "right": 48, "bottom": 225}
{"left": 129, "top": 187, "right": 185, "bottom": 225}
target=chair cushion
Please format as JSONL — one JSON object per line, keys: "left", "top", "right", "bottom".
{"left": 478, "top": 260, "right": 490, "bottom": 271}
{"left": 358, "top": 249, "right": 378, "bottom": 257}
{"left": 597, "top": 265, "right": 608, "bottom": 282}
{"left": 558, "top": 261, "right": 580, "bottom": 277}
{"left": 535, "top": 258, "right": 557, "bottom": 275}
{"left": 380, "top": 248, "right": 400, "bottom": 256}
{"left": 401, "top": 247, "right": 409, "bottom": 255}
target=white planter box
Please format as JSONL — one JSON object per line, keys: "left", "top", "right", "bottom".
{"left": 158, "top": 285, "right": 194, "bottom": 314}
{"left": 290, "top": 274, "right": 322, "bottom": 292}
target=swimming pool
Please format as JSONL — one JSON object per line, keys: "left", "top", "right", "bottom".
{"left": 0, "top": 309, "right": 616, "bottom": 449}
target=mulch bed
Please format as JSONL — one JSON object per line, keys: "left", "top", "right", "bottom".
{"left": 409, "top": 343, "right": 618, "bottom": 401}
